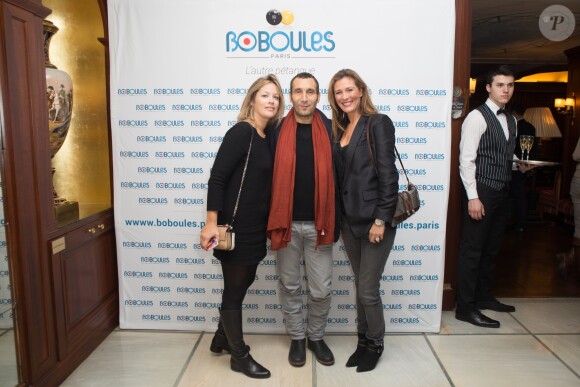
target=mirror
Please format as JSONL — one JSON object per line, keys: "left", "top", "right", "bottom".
{"left": 0, "top": 117, "right": 19, "bottom": 385}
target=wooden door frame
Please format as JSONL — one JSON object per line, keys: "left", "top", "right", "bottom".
{"left": 442, "top": 0, "right": 471, "bottom": 310}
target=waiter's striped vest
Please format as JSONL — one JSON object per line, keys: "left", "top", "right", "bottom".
{"left": 475, "top": 104, "right": 516, "bottom": 191}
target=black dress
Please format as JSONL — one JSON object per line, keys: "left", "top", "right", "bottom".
{"left": 206, "top": 122, "right": 273, "bottom": 265}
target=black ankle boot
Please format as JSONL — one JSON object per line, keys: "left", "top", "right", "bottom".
{"left": 345, "top": 333, "right": 367, "bottom": 367}
{"left": 230, "top": 352, "right": 271, "bottom": 379}
{"left": 220, "top": 309, "right": 271, "bottom": 379}
{"left": 356, "top": 341, "right": 383, "bottom": 372}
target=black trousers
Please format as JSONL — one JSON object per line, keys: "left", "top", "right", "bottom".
{"left": 456, "top": 182, "right": 510, "bottom": 312}
{"left": 510, "top": 170, "right": 527, "bottom": 230}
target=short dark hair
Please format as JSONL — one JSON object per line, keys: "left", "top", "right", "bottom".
{"left": 290, "top": 72, "right": 319, "bottom": 94}
{"left": 486, "top": 65, "right": 514, "bottom": 86}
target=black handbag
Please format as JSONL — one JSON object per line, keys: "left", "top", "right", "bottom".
{"left": 365, "top": 116, "right": 420, "bottom": 227}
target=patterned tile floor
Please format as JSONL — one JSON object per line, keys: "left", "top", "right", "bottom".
{"left": 53, "top": 298, "right": 580, "bottom": 387}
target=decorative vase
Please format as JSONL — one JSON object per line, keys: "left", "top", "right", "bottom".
{"left": 44, "top": 20, "right": 78, "bottom": 224}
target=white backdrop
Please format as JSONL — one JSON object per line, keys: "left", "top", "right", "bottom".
{"left": 0, "top": 176, "right": 11, "bottom": 329}
{"left": 109, "top": 0, "right": 454, "bottom": 333}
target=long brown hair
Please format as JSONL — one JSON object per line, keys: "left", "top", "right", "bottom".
{"left": 237, "top": 74, "right": 285, "bottom": 130}
{"left": 328, "top": 69, "right": 377, "bottom": 140}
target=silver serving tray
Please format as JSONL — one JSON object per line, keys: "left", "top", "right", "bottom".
{"left": 512, "top": 159, "right": 560, "bottom": 166}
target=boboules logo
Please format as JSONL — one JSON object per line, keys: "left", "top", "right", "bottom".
{"left": 177, "top": 315, "right": 206, "bottom": 323}
{"left": 226, "top": 9, "right": 335, "bottom": 55}
{"left": 266, "top": 9, "right": 294, "bottom": 26}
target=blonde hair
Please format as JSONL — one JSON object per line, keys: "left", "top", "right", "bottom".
{"left": 237, "top": 74, "right": 284, "bottom": 130}
{"left": 328, "top": 69, "right": 377, "bottom": 140}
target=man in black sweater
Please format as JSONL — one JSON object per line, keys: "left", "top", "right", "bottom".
{"left": 268, "top": 73, "right": 338, "bottom": 367}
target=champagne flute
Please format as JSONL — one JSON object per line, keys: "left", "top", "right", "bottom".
{"left": 525, "top": 135, "right": 534, "bottom": 161}
{"left": 519, "top": 135, "right": 528, "bottom": 161}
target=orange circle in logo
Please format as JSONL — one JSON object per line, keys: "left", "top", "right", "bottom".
{"left": 281, "top": 10, "right": 294, "bottom": 25}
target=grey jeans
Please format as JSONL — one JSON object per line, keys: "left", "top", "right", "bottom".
{"left": 340, "top": 218, "right": 396, "bottom": 344}
{"left": 276, "top": 221, "right": 333, "bottom": 340}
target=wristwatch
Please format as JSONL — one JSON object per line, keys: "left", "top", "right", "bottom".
{"left": 374, "top": 219, "right": 385, "bottom": 226}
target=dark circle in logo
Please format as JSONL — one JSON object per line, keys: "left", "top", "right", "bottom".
{"left": 266, "top": 9, "right": 282, "bottom": 25}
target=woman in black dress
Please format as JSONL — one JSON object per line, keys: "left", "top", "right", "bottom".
{"left": 200, "top": 74, "right": 284, "bottom": 379}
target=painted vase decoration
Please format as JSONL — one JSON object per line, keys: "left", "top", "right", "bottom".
{"left": 43, "top": 20, "right": 74, "bottom": 205}
{"left": 44, "top": 20, "right": 79, "bottom": 225}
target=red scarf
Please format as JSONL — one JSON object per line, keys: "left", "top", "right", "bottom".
{"left": 267, "top": 109, "right": 335, "bottom": 250}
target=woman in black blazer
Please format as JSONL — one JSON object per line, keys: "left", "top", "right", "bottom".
{"left": 328, "top": 69, "right": 398, "bottom": 373}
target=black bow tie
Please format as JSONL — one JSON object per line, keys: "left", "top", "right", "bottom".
{"left": 497, "top": 108, "right": 507, "bottom": 115}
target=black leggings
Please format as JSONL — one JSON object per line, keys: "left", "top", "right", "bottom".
{"left": 220, "top": 261, "right": 259, "bottom": 310}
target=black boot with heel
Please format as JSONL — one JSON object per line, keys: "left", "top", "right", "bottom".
{"left": 219, "top": 309, "right": 270, "bottom": 379}
{"left": 345, "top": 333, "right": 367, "bottom": 367}
{"left": 209, "top": 317, "right": 250, "bottom": 354}
{"left": 209, "top": 319, "right": 229, "bottom": 353}
{"left": 356, "top": 341, "right": 384, "bottom": 372}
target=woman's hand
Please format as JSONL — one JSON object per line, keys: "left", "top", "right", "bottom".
{"left": 369, "top": 223, "right": 385, "bottom": 244}
{"left": 200, "top": 211, "right": 219, "bottom": 250}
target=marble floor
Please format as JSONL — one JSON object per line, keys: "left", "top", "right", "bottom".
{"left": 55, "top": 298, "right": 580, "bottom": 387}
{"left": 0, "top": 329, "right": 18, "bottom": 387}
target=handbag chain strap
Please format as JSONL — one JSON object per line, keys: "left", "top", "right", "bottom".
{"left": 230, "top": 127, "right": 254, "bottom": 228}
{"left": 365, "top": 115, "right": 411, "bottom": 186}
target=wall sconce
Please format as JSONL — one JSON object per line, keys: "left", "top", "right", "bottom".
{"left": 554, "top": 97, "right": 575, "bottom": 115}
{"left": 469, "top": 78, "right": 476, "bottom": 95}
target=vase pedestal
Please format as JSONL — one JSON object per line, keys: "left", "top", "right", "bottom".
{"left": 55, "top": 200, "right": 79, "bottom": 227}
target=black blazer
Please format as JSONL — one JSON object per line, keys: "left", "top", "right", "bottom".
{"left": 336, "top": 114, "right": 398, "bottom": 238}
